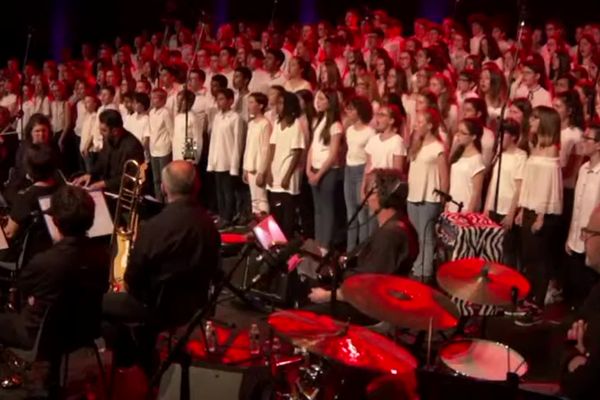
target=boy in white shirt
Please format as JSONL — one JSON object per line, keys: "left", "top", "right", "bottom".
{"left": 146, "top": 88, "right": 174, "bottom": 202}
{"left": 126, "top": 92, "right": 150, "bottom": 146}
{"left": 233, "top": 67, "right": 252, "bottom": 123}
{"left": 564, "top": 123, "right": 600, "bottom": 307}
{"left": 513, "top": 59, "right": 552, "bottom": 108}
{"left": 207, "top": 88, "right": 244, "bottom": 228}
{"left": 173, "top": 89, "right": 205, "bottom": 164}
{"left": 79, "top": 94, "right": 100, "bottom": 173}
{"left": 160, "top": 66, "right": 183, "bottom": 116}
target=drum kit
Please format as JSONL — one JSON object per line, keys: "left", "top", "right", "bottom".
{"left": 185, "top": 258, "right": 533, "bottom": 399}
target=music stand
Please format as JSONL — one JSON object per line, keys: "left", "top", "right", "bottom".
{"left": 38, "top": 190, "right": 114, "bottom": 242}
{"left": 252, "top": 215, "right": 288, "bottom": 251}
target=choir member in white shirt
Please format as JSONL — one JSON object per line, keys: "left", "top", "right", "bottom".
{"left": 455, "top": 69, "right": 479, "bottom": 115}
{"left": 364, "top": 104, "right": 407, "bottom": 175}
{"left": 172, "top": 89, "right": 204, "bottom": 164}
{"left": 49, "top": 81, "right": 73, "bottom": 153}
{"left": 218, "top": 47, "right": 236, "bottom": 88}
{"left": 447, "top": 118, "right": 486, "bottom": 213}
{"left": 207, "top": 74, "right": 228, "bottom": 132}
{"left": 284, "top": 57, "right": 313, "bottom": 93}
{"left": 32, "top": 77, "right": 51, "bottom": 117}
{"left": 18, "top": 85, "right": 35, "bottom": 138}
{"left": 485, "top": 119, "right": 528, "bottom": 267}
{"left": 407, "top": 108, "right": 449, "bottom": 280}
{"left": 264, "top": 91, "right": 305, "bottom": 238}
{"left": 146, "top": 88, "right": 174, "bottom": 202}
{"left": 468, "top": 14, "right": 487, "bottom": 55}
{"left": 125, "top": 92, "right": 150, "bottom": 146}
{"left": 429, "top": 73, "right": 459, "bottom": 135}
{"left": 79, "top": 94, "right": 100, "bottom": 173}
{"left": 514, "top": 59, "right": 553, "bottom": 108}
{"left": 515, "top": 106, "right": 563, "bottom": 311}
{"left": 247, "top": 50, "right": 271, "bottom": 95}
{"left": 119, "top": 91, "right": 135, "bottom": 124}
{"left": 264, "top": 49, "right": 288, "bottom": 89}
{"left": 461, "top": 98, "right": 496, "bottom": 167}
{"left": 160, "top": 66, "right": 183, "bottom": 116}
{"left": 478, "top": 64, "right": 508, "bottom": 128}
{"left": 188, "top": 69, "right": 213, "bottom": 116}
{"left": 243, "top": 93, "right": 272, "bottom": 216}
{"left": 344, "top": 96, "right": 376, "bottom": 252}
{"left": 233, "top": 67, "right": 252, "bottom": 123}
{"left": 72, "top": 81, "right": 88, "bottom": 147}
{"left": 207, "top": 88, "right": 244, "bottom": 228}
{"left": 564, "top": 124, "right": 600, "bottom": 307}
{"left": 306, "top": 89, "right": 345, "bottom": 249}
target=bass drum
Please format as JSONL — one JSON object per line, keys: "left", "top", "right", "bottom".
{"left": 439, "top": 339, "right": 528, "bottom": 381}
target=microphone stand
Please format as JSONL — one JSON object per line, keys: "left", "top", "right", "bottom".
{"left": 492, "top": 0, "right": 527, "bottom": 214}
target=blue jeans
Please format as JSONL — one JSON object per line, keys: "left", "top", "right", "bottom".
{"left": 150, "top": 154, "right": 172, "bottom": 202}
{"left": 344, "top": 164, "right": 369, "bottom": 252}
{"left": 407, "top": 201, "right": 442, "bottom": 277}
{"left": 311, "top": 168, "right": 342, "bottom": 248}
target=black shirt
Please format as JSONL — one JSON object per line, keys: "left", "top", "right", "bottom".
{"left": 17, "top": 236, "right": 109, "bottom": 343}
{"left": 125, "top": 198, "right": 221, "bottom": 326}
{"left": 346, "top": 213, "right": 412, "bottom": 278}
{"left": 90, "top": 130, "right": 145, "bottom": 193}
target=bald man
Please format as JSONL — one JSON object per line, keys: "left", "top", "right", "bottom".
{"left": 561, "top": 206, "right": 600, "bottom": 399}
{"left": 103, "top": 160, "right": 220, "bottom": 376}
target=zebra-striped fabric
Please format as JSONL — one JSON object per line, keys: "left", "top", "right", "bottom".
{"left": 437, "top": 212, "right": 505, "bottom": 316}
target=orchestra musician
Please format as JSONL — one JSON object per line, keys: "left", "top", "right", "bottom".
{"left": 102, "top": 160, "right": 221, "bottom": 375}
{"left": 72, "top": 109, "right": 144, "bottom": 192}
{"left": 307, "top": 168, "right": 417, "bottom": 323}
{"left": 0, "top": 186, "right": 108, "bottom": 350}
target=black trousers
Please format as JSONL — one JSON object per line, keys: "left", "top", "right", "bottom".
{"left": 563, "top": 252, "right": 600, "bottom": 309}
{"left": 298, "top": 175, "right": 315, "bottom": 239}
{"left": 489, "top": 211, "right": 521, "bottom": 269}
{"left": 268, "top": 191, "right": 298, "bottom": 239}
{"left": 0, "top": 313, "right": 33, "bottom": 349}
{"left": 214, "top": 171, "right": 236, "bottom": 223}
{"left": 520, "top": 209, "right": 561, "bottom": 307}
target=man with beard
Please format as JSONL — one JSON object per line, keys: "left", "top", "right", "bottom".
{"left": 72, "top": 109, "right": 144, "bottom": 192}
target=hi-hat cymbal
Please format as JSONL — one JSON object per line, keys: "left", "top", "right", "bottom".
{"left": 436, "top": 258, "right": 530, "bottom": 306}
{"left": 268, "top": 310, "right": 417, "bottom": 375}
{"left": 341, "top": 274, "right": 460, "bottom": 331}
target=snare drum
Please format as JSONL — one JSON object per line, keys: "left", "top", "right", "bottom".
{"left": 439, "top": 339, "right": 527, "bottom": 381}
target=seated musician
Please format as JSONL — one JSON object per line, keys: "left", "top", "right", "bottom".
{"left": 0, "top": 186, "right": 108, "bottom": 350}
{"left": 561, "top": 206, "right": 600, "bottom": 399}
{"left": 72, "top": 109, "right": 144, "bottom": 193}
{"left": 102, "top": 160, "right": 221, "bottom": 375}
{"left": 307, "top": 168, "right": 417, "bottom": 322}
{"left": 3, "top": 114, "right": 59, "bottom": 205}
{"left": 1, "top": 144, "right": 63, "bottom": 264}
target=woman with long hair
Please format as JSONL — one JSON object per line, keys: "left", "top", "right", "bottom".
{"left": 306, "top": 89, "right": 345, "bottom": 249}
{"left": 429, "top": 73, "right": 459, "bottom": 134}
{"left": 296, "top": 89, "right": 317, "bottom": 238}
{"left": 317, "top": 59, "right": 343, "bottom": 93}
{"left": 374, "top": 51, "right": 393, "bottom": 98}
{"left": 447, "top": 118, "right": 486, "bottom": 212}
{"left": 549, "top": 50, "right": 572, "bottom": 85}
{"left": 479, "top": 64, "right": 508, "bottom": 125}
{"left": 344, "top": 96, "right": 376, "bottom": 251}
{"left": 508, "top": 97, "right": 533, "bottom": 151}
{"left": 284, "top": 57, "right": 312, "bottom": 93}
{"left": 406, "top": 108, "right": 449, "bottom": 280}
{"left": 398, "top": 51, "right": 416, "bottom": 93}
{"left": 461, "top": 97, "right": 495, "bottom": 167}
{"left": 515, "top": 106, "right": 563, "bottom": 323}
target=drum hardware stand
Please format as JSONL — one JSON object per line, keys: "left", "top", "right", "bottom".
{"left": 150, "top": 241, "right": 276, "bottom": 399}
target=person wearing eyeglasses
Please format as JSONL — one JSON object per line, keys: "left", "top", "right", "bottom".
{"left": 564, "top": 123, "right": 600, "bottom": 308}
{"left": 561, "top": 205, "right": 600, "bottom": 400}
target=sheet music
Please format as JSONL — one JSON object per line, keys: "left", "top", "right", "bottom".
{"left": 38, "top": 191, "right": 114, "bottom": 242}
{"left": 252, "top": 215, "right": 287, "bottom": 250}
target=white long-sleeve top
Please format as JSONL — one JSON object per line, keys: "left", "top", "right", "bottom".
{"left": 243, "top": 117, "right": 271, "bottom": 173}
{"left": 207, "top": 109, "right": 245, "bottom": 175}
{"left": 172, "top": 112, "right": 205, "bottom": 163}
{"left": 146, "top": 106, "right": 174, "bottom": 157}
{"left": 518, "top": 155, "right": 563, "bottom": 215}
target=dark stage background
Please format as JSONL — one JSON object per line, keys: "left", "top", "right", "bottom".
{"left": 2, "top": 0, "right": 600, "bottom": 64}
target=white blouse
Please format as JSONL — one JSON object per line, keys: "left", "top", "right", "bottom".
{"left": 346, "top": 125, "right": 376, "bottom": 166}
{"left": 448, "top": 154, "right": 486, "bottom": 212}
{"left": 485, "top": 149, "right": 528, "bottom": 215}
{"left": 518, "top": 155, "right": 563, "bottom": 215}
{"left": 310, "top": 119, "right": 343, "bottom": 170}
{"left": 365, "top": 134, "right": 407, "bottom": 170}
{"left": 243, "top": 118, "right": 271, "bottom": 173}
{"left": 407, "top": 140, "right": 446, "bottom": 203}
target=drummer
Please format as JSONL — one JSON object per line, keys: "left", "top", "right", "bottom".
{"left": 561, "top": 205, "right": 600, "bottom": 399}
{"left": 307, "top": 168, "right": 417, "bottom": 323}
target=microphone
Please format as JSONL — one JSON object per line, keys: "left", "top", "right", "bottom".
{"left": 433, "top": 189, "right": 464, "bottom": 212}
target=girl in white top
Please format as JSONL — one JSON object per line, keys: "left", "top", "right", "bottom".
{"left": 553, "top": 91, "right": 585, "bottom": 191}
{"left": 32, "top": 77, "right": 51, "bottom": 117}
{"left": 306, "top": 89, "right": 344, "bottom": 248}
{"left": 461, "top": 98, "right": 496, "bottom": 167}
{"left": 484, "top": 119, "right": 527, "bottom": 266}
{"left": 172, "top": 90, "right": 204, "bottom": 163}
{"left": 429, "top": 73, "right": 459, "bottom": 135}
{"left": 344, "top": 96, "right": 376, "bottom": 252}
{"left": 448, "top": 119, "right": 486, "bottom": 213}
{"left": 407, "top": 108, "right": 449, "bottom": 278}
{"left": 283, "top": 57, "right": 312, "bottom": 93}
{"left": 479, "top": 65, "right": 507, "bottom": 129}
{"left": 364, "top": 104, "right": 407, "bottom": 175}
{"left": 243, "top": 93, "right": 272, "bottom": 215}
{"left": 515, "top": 106, "right": 563, "bottom": 308}
{"left": 49, "top": 81, "right": 72, "bottom": 151}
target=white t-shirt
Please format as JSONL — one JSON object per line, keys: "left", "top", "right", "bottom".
{"left": 346, "top": 125, "right": 376, "bottom": 166}
{"left": 485, "top": 149, "right": 528, "bottom": 215}
{"left": 207, "top": 110, "right": 244, "bottom": 175}
{"left": 560, "top": 126, "right": 584, "bottom": 188}
{"left": 283, "top": 79, "right": 312, "bottom": 93}
{"left": 80, "top": 111, "right": 98, "bottom": 152}
{"left": 365, "top": 134, "right": 407, "bottom": 170}
{"left": 567, "top": 161, "right": 600, "bottom": 253}
{"left": 172, "top": 112, "right": 204, "bottom": 163}
{"left": 310, "top": 119, "right": 343, "bottom": 169}
{"left": 518, "top": 155, "right": 563, "bottom": 215}
{"left": 243, "top": 117, "right": 272, "bottom": 173}
{"left": 50, "top": 100, "right": 68, "bottom": 133}
{"left": 514, "top": 85, "right": 553, "bottom": 108}
{"left": 124, "top": 112, "right": 149, "bottom": 144}
{"left": 146, "top": 107, "right": 174, "bottom": 157}
{"left": 268, "top": 119, "right": 305, "bottom": 195}
{"left": 234, "top": 91, "right": 250, "bottom": 123}
{"left": 407, "top": 140, "right": 446, "bottom": 203}
{"left": 248, "top": 68, "right": 272, "bottom": 95}
{"left": 448, "top": 154, "right": 486, "bottom": 212}
{"left": 74, "top": 100, "right": 88, "bottom": 137}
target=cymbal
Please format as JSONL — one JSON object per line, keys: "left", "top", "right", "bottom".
{"left": 436, "top": 258, "right": 530, "bottom": 306}
{"left": 268, "top": 310, "right": 417, "bottom": 375}
{"left": 341, "top": 274, "right": 460, "bottom": 331}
